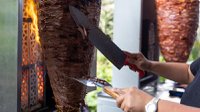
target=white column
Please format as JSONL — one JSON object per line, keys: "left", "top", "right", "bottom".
{"left": 97, "top": 0, "right": 142, "bottom": 111}
{"left": 112, "top": 0, "right": 142, "bottom": 88}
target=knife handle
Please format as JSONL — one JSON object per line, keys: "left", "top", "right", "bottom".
{"left": 103, "top": 86, "right": 119, "bottom": 99}
{"left": 124, "top": 59, "right": 145, "bottom": 78}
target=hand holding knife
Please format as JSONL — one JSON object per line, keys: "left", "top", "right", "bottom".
{"left": 69, "top": 6, "right": 145, "bottom": 77}
{"left": 124, "top": 52, "right": 145, "bottom": 78}
{"left": 124, "top": 58, "right": 145, "bottom": 78}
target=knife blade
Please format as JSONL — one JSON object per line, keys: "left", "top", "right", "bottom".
{"left": 88, "top": 28, "right": 145, "bottom": 77}
{"left": 69, "top": 5, "right": 145, "bottom": 77}
{"left": 72, "top": 77, "right": 119, "bottom": 99}
{"left": 88, "top": 28, "right": 126, "bottom": 69}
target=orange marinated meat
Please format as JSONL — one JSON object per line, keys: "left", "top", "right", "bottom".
{"left": 156, "top": 0, "right": 199, "bottom": 62}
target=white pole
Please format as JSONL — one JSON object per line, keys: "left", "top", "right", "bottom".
{"left": 112, "top": 0, "right": 142, "bottom": 88}
{"left": 97, "top": 0, "right": 142, "bottom": 111}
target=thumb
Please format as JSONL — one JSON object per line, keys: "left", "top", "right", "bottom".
{"left": 112, "top": 88, "right": 126, "bottom": 95}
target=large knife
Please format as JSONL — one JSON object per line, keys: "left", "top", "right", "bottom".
{"left": 69, "top": 6, "right": 145, "bottom": 77}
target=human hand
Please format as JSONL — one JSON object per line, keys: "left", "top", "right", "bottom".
{"left": 114, "top": 87, "right": 153, "bottom": 112}
{"left": 124, "top": 51, "right": 152, "bottom": 72}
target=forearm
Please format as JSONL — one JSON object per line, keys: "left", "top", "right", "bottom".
{"left": 158, "top": 100, "right": 200, "bottom": 112}
{"left": 147, "top": 61, "right": 193, "bottom": 84}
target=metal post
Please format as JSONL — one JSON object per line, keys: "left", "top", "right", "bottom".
{"left": 18, "top": 0, "right": 23, "bottom": 112}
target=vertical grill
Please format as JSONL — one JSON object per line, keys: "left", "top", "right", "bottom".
{"left": 20, "top": 0, "right": 46, "bottom": 111}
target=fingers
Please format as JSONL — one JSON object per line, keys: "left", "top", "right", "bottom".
{"left": 115, "top": 87, "right": 143, "bottom": 112}
{"left": 116, "top": 91, "right": 132, "bottom": 112}
{"left": 124, "top": 107, "right": 130, "bottom": 112}
{"left": 116, "top": 95, "right": 124, "bottom": 108}
{"left": 124, "top": 51, "right": 140, "bottom": 59}
{"left": 124, "top": 51, "right": 142, "bottom": 63}
{"left": 112, "top": 88, "right": 125, "bottom": 95}
{"left": 120, "top": 88, "right": 130, "bottom": 93}
{"left": 121, "top": 100, "right": 126, "bottom": 111}
{"left": 112, "top": 88, "right": 131, "bottom": 95}
{"left": 117, "top": 97, "right": 130, "bottom": 112}
{"left": 115, "top": 88, "right": 131, "bottom": 109}
{"left": 124, "top": 51, "right": 132, "bottom": 56}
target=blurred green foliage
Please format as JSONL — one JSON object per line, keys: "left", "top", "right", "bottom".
{"left": 99, "top": 0, "right": 114, "bottom": 38}
{"left": 85, "top": 0, "right": 114, "bottom": 111}
{"left": 189, "top": 38, "right": 200, "bottom": 61}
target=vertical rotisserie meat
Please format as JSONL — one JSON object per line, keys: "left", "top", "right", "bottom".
{"left": 38, "top": 0, "right": 101, "bottom": 111}
{"left": 155, "top": 0, "right": 199, "bottom": 62}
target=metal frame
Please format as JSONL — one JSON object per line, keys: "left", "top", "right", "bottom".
{"left": 18, "top": 0, "right": 23, "bottom": 111}
{"left": 18, "top": 0, "right": 48, "bottom": 111}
